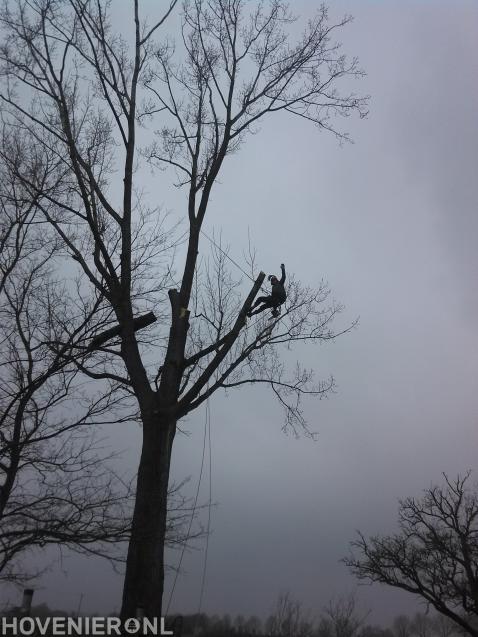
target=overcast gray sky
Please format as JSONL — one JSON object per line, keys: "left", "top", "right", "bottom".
{"left": 2, "top": 0, "right": 477, "bottom": 626}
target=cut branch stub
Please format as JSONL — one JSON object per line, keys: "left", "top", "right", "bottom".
{"left": 243, "top": 271, "right": 266, "bottom": 315}
{"left": 91, "top": 311, "right": 157, "bottom": 349}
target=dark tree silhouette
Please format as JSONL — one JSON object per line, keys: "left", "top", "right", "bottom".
{"left": 0, "top": 131, "right": 133, "bottom": 582}
{"left": 0, "top": 130, "right": 202, "bottom": 584}
{"left": 345, "top": 473, "right": 478, "bottom": 637}
{"left": 322, "top": 594, "right": 369, "bottom": 637}
{"left": 0, "top": 0, "right": 367, "bottom": 616}
{"left": 265, "top": 592, "right": 314, "bottom": 637}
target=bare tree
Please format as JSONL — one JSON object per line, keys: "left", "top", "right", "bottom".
{"left": 323, "top": 593, "right": 368, "bottom": 637}
{"left": 244, "top": 615, "right": 263, "bottom": 635}
{"left": 265, "top": 592, "right": 314, "bottom": 637}
{"left": 358, "top": 626, "right": 393, "bottom": 637}
{"left": 317, "top": 617, "right": 336, "bottom": 637}
{"left": 0, "top": 132, "right": 135, "bottom": 582}
{"left": 432, "top": 614, "right": 459, "bottom": 637}
{"left": 411, "top": 614, "right": 434, "bottom": 637}
{"left": 0, "top": 131, "right": 201, "bottom": 584}
{"left": 393, "top": 616, "right": 414, "bottom": 637}
{"left": 0, "top": 0, "right": 367, "bottom": 616}
{"left": 345, "top": 473, "right": 478, "bottom": 637}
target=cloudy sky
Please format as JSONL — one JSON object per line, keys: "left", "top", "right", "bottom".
{"left": 3, "top": 0, "right": 477, "bottom": 626}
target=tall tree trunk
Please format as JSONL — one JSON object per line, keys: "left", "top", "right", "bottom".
{"left": 121, "top": 289, "right": 189, "bottom": 619}
{"left": 120, "top": 415, "right": 176, "bottom": 619}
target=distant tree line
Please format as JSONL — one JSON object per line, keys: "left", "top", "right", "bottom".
{"left": 2, "top": 472, "right": 476, "bottom": 637}
{"left": 0, "top": 594, "right": 462, "bottom": 637}
{"left": 171, "top": 605, "right": 462, "bottom": 637}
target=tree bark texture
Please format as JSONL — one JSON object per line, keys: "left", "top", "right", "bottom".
{"left": 121, "top": 415, "right": 176, "bottom": 619}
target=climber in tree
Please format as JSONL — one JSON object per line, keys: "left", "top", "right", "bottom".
{"left": 247, "top": 264, "right": 286, "bottom": 318}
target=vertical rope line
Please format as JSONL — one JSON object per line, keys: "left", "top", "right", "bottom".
{"left": 165, "top": 404, "right": 208, "bottom": 616}
{"left": 197, "top": 396, "right": 212, "bottom": 616}
{"left": 167, "top": 230, "right": 284, "bottom": 618}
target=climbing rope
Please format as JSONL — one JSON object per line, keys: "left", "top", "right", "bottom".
{"left": 165, "top": 396, "right": 209, "bottom": 616}
{"left": 200, "top": 229, "right": 256, "bottom": 284}
{"left": 197, "top": 395, "right": 212, "bottom": 617}
{"left": 200, "top": 228, "right": 271, "bottom": 296}
{"left": 199, "top": 227, "right": 286, "bottom": 334}
{"left": 165, "top": 395, "right": 213, "bottom": 619}
{"left": 165, "top": 228, "right": 284, "bottom": 617}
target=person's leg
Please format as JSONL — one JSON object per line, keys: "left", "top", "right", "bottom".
{"left": 248, "top": 297, "right": 274, "bottom": 316}
{"left": 251, "top": 295, "right": 269, "bottom": 309}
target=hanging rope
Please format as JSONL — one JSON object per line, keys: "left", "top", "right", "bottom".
{"left": 165, "top": 228, "right": 283, "bottom": 616}
{"left": 197, "top": 395, "right": 212, "bottom": 617}
{"left": 200, "top": 228, "right": 256, "bottom": 284}
{"left": 165, "top": 399, "right": 209, "bottom": 616}
{"left": 199, "top": 227, "right": 286, "bottom": 333}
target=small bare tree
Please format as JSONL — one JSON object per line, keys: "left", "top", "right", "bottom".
{"left": 323, "top": 594, "right": 368, "bottom": 637}
{"left": 345, "top": 473, "right": 478, "bottom": 637}
{"left": 411, "top": 614, "right": 434, "bottom": 637}
{"left": 393, "top": 616, "right": 413, "bottom": 637}
{"left": 432, "top": 614, "right": 459, "bottom": 637}
{"left": 0, "top": 0, "right": 367, "bottom": 616}
{"left": 266, "top": 592, "right": 314, "bottom": 637}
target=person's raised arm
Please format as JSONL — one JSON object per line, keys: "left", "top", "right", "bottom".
{"left": 279, "top": 263, "right": 286, "bottom": 284}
